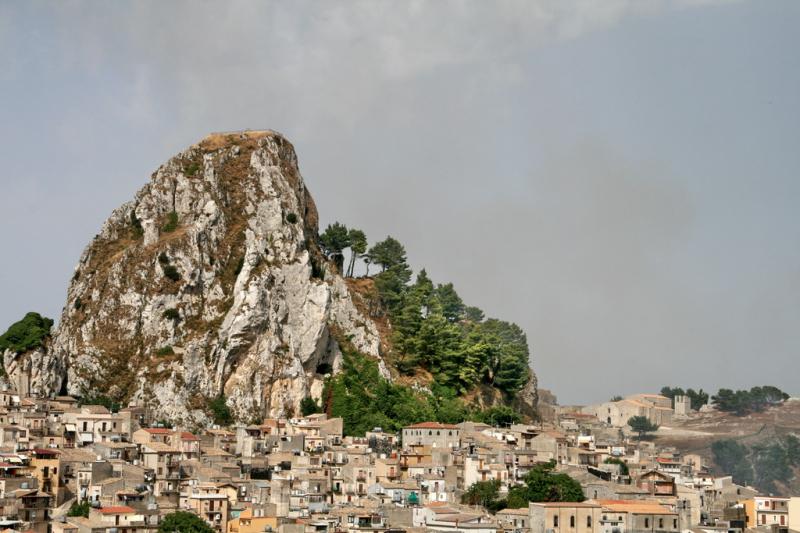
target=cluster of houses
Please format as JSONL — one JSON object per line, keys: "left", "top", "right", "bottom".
{"left": 0, "top": 389, "right": 795, "bottom": 533}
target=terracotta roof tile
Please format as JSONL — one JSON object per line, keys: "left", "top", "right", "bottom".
{"left": 405, "top": 422, "right": 459, "bottom": 430}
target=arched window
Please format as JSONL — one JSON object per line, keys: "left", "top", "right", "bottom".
{"left": 570, "top": 516, "right": 575, "bottom": 527}
{"left": 587, "top": 516, "right": 592, "bottom": 527}
{"left": 554, "top": 516, "right": 559, "bottom": 527}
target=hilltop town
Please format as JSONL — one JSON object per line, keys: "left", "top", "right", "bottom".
{"left": 0, "top": 387, "right": 795, "bottom": 533}
{"left": 0, "top": 132, "right": 795, "bottom": 533}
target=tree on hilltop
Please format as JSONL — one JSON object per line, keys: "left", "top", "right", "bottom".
{"left": 320, "top": 222, "right": 350, "bottom": 274}
{"left": 346, "top": 228, "right": 368, "bottom": 277}
{"left": 367, "top": 236, "right": 408, "bottom": 272}
{"left": 627, "top": 415, "right": 659, "bottom": 440}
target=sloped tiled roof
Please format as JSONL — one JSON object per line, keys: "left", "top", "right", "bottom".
{"left": 405, "top": 422, "right": 459, "bottom": 430}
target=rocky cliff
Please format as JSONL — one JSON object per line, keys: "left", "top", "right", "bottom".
{"left": 6, "top": 131, "right": 387, "bottom": 425}
{"left": 3, "top": 130, "right": 537, "bottom": 426}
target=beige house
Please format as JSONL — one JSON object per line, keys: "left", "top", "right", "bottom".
{"left": 530, "top": 502, "right": 603, "bottom": 533}
{"left": 139, "top": 442, "right": 182, "bottom": 497}
{"left": 496, "top": 507, "right": 530, "bottom": 532}
{"left": 402, "top": 422, "right": 460, "bottom": 449}
{"left": 582, "top": 394, "right": 673, "bottom": 428}
{"left": 62, "top": 406, "right": 132, "bottom": 446}
{"left": 528, "top": 431, "right": 569, "bottom": 464}
{"left": 593, "top": 499, "right": 680, "bottom": 533}
{"left": 182, "top": 483, "right": 231, "bottom": 532}
{"left": 740, "top": 496, "right": 789, "bottom": 528}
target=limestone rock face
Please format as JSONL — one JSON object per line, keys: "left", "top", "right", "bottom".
{"left": 2, "top": 346, "right": 64, "bottom": 397}
{"left": 4, "top": 130, "right": 539, "bottom": 424}
{"left": 17, "top": 131, "right": 383, "bottom": 425}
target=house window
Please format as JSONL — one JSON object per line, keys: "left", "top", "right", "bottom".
{"left": 570, "top": 516, "right": 575, "bottom": 527}
{"left": 645, "top": 518, "right": 649, "bottom": 528}
{"left": 659, "top": 518, "right": 663, "bottom": 529}
{"left": 587, "top": 516, "right": 592, "bottom": 527}
{"left": 673, "top": 519, "right": 677, "bottom": 529}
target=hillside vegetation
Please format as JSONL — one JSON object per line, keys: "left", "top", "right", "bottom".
{"left": 320, "top": 226, "right": 531, "bottom": 396}
{"left": 655, "top": 396, "right": 800, "bottom": 494}
{"left": 317, "top": 223, "right": 536, "bottom": 431}
{"left": 0, "top": 132, "right": 536, "bottom": 427}
{"left": 0, "top": 312, "right": 53, "bottom": 355}
{"left": 321, "top": 344, "right": 523, "bottom": 436}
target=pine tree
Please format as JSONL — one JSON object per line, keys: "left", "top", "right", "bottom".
{"left": 436, "top": 283, "right": 465, "bottom": 321}
{"left": 320, "top": 222, "right": 350, "bottom": 274}
{"left": 367, "top": 236, "right": 409, "bottom": 272}
{"left": 346, "top": 228, "right": 368, "bottom": 277}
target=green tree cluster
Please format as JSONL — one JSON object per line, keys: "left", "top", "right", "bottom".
{"left": 507, "top": 461, "right": 585, "bottom": 506}
{"left": 79, "top": 394, "right": 121, "bottom": 413}
{"left": 604, "top": 457, "right": 629, "bottom": 476}
{"left": 627, "top": 416, "right": 659, "bottom": 440}
{"left": 325, "top": 346, "right": 436, "bottom": 436}
{"left": 208, "top": 395, "right": 233, "bottom": 426}
{"left": 711, "top": 386, "right": 789, "bottom": 416}
{"left": 462, "top": 479, "right": 504, "bottom": 511}
{"left": 0, "top": 312, "right": 54, "bottom": 354}
{"left": 67, "top": 501, "right": 91, "bottom": 517}
{"left": 475, "top": 405, "right": 522, "bottom": 427}
{"left": 712, "top": 436, "right": 800, "bottom": 493}
{"left": 323, "top": 345, "right": 522, "bottom": 436}
{"left": 319, "top": 222, "right": 368, "bottom": 277}
{"left": 382, "top": 261, "right": 530, "bottom": 397}
{"left": 320, "top": 231, "right": 532, "bottom": 399}
{"left": 660, "top": 386, "right": 709, "bottom": 410}
{"left": 300, "top": 396, "right": 322, "bottom": 416}
{"left": 158, "top": 511, "right": 215, "bottom": 533}
{"left": 463, "top": 461, "right": 584, "bottom": 513}
{"left": 317, "top": 231, "right": 532, "bottom": 408}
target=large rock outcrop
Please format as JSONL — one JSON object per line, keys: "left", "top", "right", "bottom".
{"left": 10, "top": 131, "right": 385, "bottom": 425}
{"left": 3, "top": 130, "right": 539, "bottom": 424}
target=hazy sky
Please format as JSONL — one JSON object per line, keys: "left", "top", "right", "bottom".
{"left": 1, "top": 1, "right": 798, "bottom": 405}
